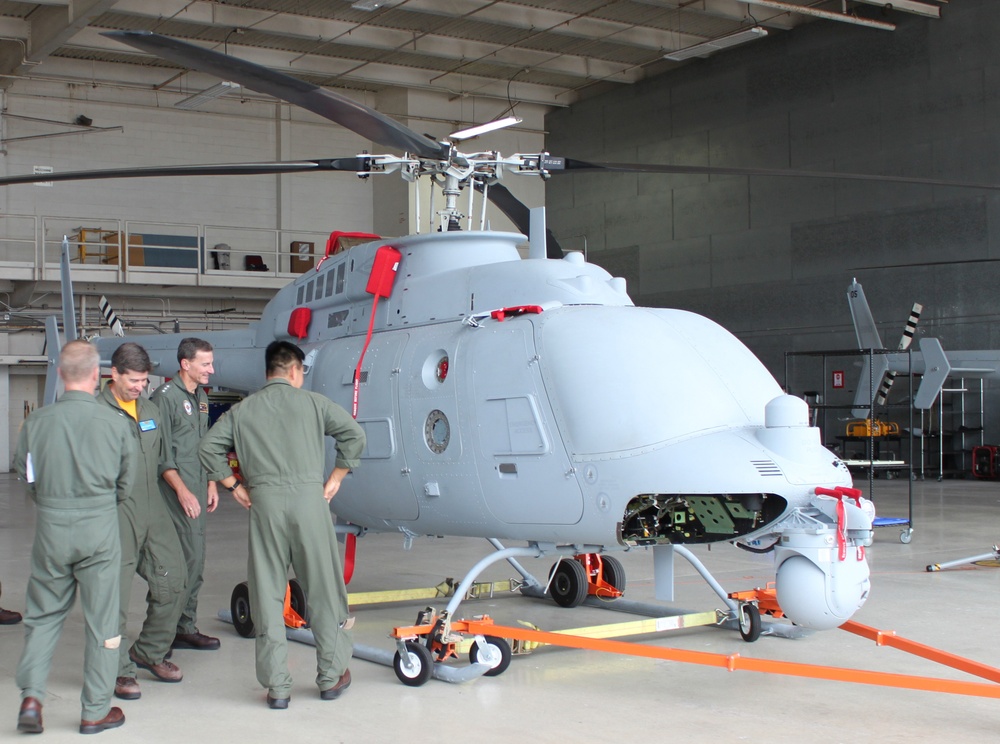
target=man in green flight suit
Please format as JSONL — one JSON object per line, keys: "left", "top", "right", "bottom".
{"left": 199, "top": 340, "right": 365, "bottom": 709}
{"left": 150, "top": 337, "right": 221, "bottom": 651}
{"left": 99, "top": 342, "right": 186, "bottom": 700}
{"left": 14, "top": 340, "right": 133, "bottom": 735}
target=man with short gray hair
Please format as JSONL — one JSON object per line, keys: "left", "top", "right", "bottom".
{"left": 14, "top": 339, "right": 133, "bottom": 734}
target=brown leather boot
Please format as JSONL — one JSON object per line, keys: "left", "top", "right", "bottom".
{"left": 17, "top": 697, "right": 43, "bottom": 734}
{"left": 114, "top": 676, "right": 141, "bottom": 700}
{"left": 79, "top": 706, "right": 125, "bottom": 735}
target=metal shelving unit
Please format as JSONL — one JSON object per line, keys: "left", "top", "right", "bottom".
{"left": 784, "top": 347, "right": 914, "bottom": 543}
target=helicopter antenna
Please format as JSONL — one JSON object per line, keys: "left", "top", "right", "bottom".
{"left": 413, "top": 178, "right": 421, "bottom": 235}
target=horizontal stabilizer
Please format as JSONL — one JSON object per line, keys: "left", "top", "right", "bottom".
{"left": 914, "top": 337, "right": 951, "bottom": 409}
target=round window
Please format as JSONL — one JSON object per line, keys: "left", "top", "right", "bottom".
{"left": 424, "top": 409, "right": 450, "bottom": 454}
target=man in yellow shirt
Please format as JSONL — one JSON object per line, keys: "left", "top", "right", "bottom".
{"left": 98, "top": 343, "right": 187, "bottom": 700}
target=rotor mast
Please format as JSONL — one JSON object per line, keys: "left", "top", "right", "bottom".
{"left": 358, "top": 148, "right": 565, "bottom": 234}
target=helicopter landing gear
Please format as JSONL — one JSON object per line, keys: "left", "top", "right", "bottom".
{"left": 547, "top": 553, "right": 626, "bottom": 608}
{"left": 393, "top": 641, "right": 434, "bottom": 687}
{"left": 229, "top": 578, "right": 310, "bottom": 639}
{"left": 390, "top": 608, "right": 514, "bottom": 687}
{"left": 469, "top": 635, "right": 512, "bottom": 677}
{"left": 738, "top": 602, "right": 762, "bottom": 643}
{"left": 548, "top": 560, "right": 587, "bottom": 607}
{"left": 230, "top": 581, "right": 255, "bottom": 638}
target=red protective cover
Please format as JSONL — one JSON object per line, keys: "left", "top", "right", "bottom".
{"left": 287, "top": 306, "right": 311, "bottom": 339}
{"left": 365, "top": 246, "right": 402, "bottom": 297}
{"left": 325, "top": 230, "right": 381, "bottom": 258}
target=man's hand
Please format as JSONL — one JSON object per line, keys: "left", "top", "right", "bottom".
{"left": 207, "top": 480, "right": 219, "bottom": 513}
{"left": 323, "top": 466, "right": 350, "bottom": 503}
{"left": 178, "top": 488, "right": 202, "bottom": 519}
{"left": 163, "top": 468, "right": 202, "bottom": 519}
{"left": 232, "top": 484, "right": 251, "bottom": 510}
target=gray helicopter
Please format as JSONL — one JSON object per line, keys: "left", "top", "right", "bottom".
{"left": 14, "top": 32, "right": 896, "bottom": 671}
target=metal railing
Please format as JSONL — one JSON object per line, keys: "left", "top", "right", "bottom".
{"left": 0, "top": 212, "right": 331, "bottom": 285}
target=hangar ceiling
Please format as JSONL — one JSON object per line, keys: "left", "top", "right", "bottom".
{"left": 0, "top": 0, "right": 946, "bottom": 111}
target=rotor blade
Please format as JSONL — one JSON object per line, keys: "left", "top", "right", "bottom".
{"left": 104, "top": 31, "right": 447, "bottom": 160}
{"left": 559, "top": 159, "right": 1000, "bottom": 190}
{"left": 479, "top": 182, "right": 564, "bottom": 258}
{"left": 0, "top": 158, "right": 366, "bottom": 187}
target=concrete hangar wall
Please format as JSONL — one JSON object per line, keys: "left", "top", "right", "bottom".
{"left": 546, "top": 0, "right": 1000, "bottom": 442}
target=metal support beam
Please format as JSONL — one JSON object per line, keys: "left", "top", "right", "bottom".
{"left": 744, "top": 0, "right": 896, "bottom": 30}
{"left": 0, "top": 0, "right": 120, "bottom": 86}
{"left": 852, "top": 0, "right": 941, "bottom": 18}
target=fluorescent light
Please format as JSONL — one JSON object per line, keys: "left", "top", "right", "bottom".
{"left": 664, "top": 27, "right": 768, "bottom": 62}
{"left": 449, "top": 116, "right": 522, "bottom": 141}
{"left": 352, "top": 0, "right": 385, "bottom": 9}
{"left": 175, "top": 81, "right": 240, "bottom": 110}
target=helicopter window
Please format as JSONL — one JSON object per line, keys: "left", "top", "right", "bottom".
{"left": 327, "top": 310, "right": 349, "bottom": 329}
{"left": 358, "top": 418, "right": 394, "bottom": 459}
{"left": 297, "top": 286, "right": 304, "bottom": 305}
{"left": 305, "top": 281, "right": 314, "bottom": 303}
{"left": 424, "top": 410, "right": 450, "bottom": 454}
{"left": 325, "top": 269, "right": 335, "bottom": 296}
{"left": 336, "top": 263, "right": 346, "bottom": 294}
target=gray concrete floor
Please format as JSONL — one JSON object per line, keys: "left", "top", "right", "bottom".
{"left": 3, "top": 471, "right": 1000, "bottom": 742}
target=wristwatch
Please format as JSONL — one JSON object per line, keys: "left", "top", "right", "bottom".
{"left": 224, "top": 481, "right": 242, "bottom": 493}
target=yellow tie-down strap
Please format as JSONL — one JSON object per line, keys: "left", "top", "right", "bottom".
{"left": 348, "top": 578, "right": 524, "bottom": 608}
{"left": 458, "top": 610, "right": 723, "bottom": 654}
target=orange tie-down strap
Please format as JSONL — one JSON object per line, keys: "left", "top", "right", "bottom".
{"left": 392, "top": 612, "right": 1000, "bottom": 699}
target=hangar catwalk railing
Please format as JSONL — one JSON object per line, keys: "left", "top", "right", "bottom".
{"left": 0, "top": 213, "right": 332, "bottom": 288}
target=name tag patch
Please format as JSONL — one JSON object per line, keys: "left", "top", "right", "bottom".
{"left": 199, "top": 402, "right": 209, "bottom": 414}
{"left": 139, "top": 419, "right": 157, "bottom": 432}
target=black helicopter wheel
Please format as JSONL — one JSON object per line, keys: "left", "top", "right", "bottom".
{"left": 738, "top": 603, "right": 762, "bottom": 643}
{"left": 469, "top": 635, "right": 512, "bottom": 677}
{"left": 394, "top": 641, "right": 434, "bottom": 687}
{"left": 599, "top": 555, "right": 627, "bottom": 594}
{"left": 231, "top": 581, "right": 255, "bottom": 638}
{"left": 548, "top": 559, "right": 588, "bottom": 608}
{"left": 288, "top": 578, "right": 310, "bottom": 625}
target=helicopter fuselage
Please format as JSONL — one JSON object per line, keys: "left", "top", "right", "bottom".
{"left": 103, "top": 230, "right": 872, "bottom": 629}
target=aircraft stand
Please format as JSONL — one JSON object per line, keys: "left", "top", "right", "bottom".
{"left": 218, "top": 557, "right": 1000, "bottom": 699}
{"left": 387, "top": 608, "right": 1000, "bottom": 697}
{"left": 926, "top": 545, "right": 1000, "bottom": 572}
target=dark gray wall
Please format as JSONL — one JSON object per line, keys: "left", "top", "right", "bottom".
{"left": 546, "top": 0, "right": 1000, "bottom": 446}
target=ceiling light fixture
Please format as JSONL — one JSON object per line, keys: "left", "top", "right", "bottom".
{"left": 449, "top": 116, "right": 522, "bottom": 141}
{"left": 663, "top": 26, "right": 768, "bottom": 62}
{"left": 351, "top": 0, "right": 385, "bottom": 10}
{"left": 174, "top": 81, "right": 240, "bottom": 110}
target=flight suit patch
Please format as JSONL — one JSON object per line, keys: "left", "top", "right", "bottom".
{"left": 183, "top": 400, "right": 193, "bottom": 416}
{"left": 138, "top": 419, "right": 157, "bottom": 432}
{"left": 198, "top": 402, "right": 209, "bottom": 414}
